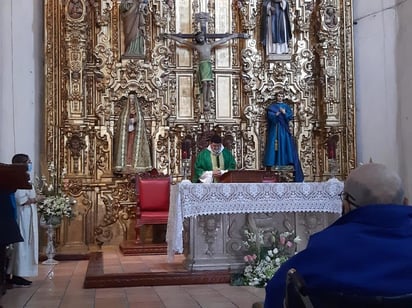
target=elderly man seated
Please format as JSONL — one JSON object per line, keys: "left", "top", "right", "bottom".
{"left": 264, "top": 163, "right": 412, "bottom": 308}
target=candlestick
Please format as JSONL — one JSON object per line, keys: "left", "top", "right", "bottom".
{"left": 328, "top": 146, "right": 336, "bottom": 160}
{"left": 329, "top": 158, "right": 338, "bottom": 178}
{"left": 182, "top": 138, "right": 191, "bottom": 159}
{"left": 327, "top": 135, "right": 338, "bottom": 160}
{"left": 182, "top": 158, "right": 190, "bottom": 180}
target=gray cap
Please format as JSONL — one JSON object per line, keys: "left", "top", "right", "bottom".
{"left": 344, "top": 163, "right": 405, "bottom": 206}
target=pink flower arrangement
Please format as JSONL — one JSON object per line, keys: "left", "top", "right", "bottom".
{"left": 243, "top": 254, "right": 257, "bottom": 263}
{"left": 240, "top": 229, "right": 301, "bottom": 287}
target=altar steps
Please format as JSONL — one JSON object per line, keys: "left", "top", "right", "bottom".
{"left": 83, "top": 250, "right": 232, "bottom": 289}
{"left": 119, "top": 240, "right": 168, "bottom": 255}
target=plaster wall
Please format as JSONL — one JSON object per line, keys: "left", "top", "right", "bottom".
{"left": 395, "top": 0, "right": 412, "bottom": 200}
{"left": 0, "top": 0, "right": 43, "bottom": 172}
{"left": 354, "top": 0, "right": 412, "bottom": 198}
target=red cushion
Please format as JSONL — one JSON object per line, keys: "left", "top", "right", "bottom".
{"left": 140, "top": 211, "right": 169, "bottom": 224}
{"left": 138, "top": 177, "right": 170, "bottom": 212}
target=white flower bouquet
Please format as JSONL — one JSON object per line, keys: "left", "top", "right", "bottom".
{"left": 37, "top": 195, "right": 74, "bottom": 222}
{"left": 239, "top": 228, "right": 301, "bottom": 287}
{"left": 35, "top": 162, "right": 75, "bottom": 223}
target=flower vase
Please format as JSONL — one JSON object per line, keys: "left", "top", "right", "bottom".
{"left": 40, "top": 216, "right": 61, "bottom": 265}
{"left": 328, "top": 158, "right": 338, "bottom": 178}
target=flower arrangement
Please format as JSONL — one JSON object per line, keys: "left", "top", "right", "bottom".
{"left": 238, "top": 228, "right": 301, "bottom": 287}
{"left": 34, "top": 162, "right": 75, "bottom": 223}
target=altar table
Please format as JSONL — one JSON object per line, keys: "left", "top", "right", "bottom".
{"left": 166, "top": 178, "right": 343, "bottom": 270}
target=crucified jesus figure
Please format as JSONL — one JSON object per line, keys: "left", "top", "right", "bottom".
{"left": 161, "top": 30, "right": 249, "bottom": 112}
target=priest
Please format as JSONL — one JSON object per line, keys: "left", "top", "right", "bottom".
{"left": 192, "top": 134, "right": 236, "bottom": 183}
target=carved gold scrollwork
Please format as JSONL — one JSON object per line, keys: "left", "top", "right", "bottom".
{"left": 67, "top": 0, "right": 85, "bottom": 21}
{"left": 315, "top": 0, "right": 341, "bottom": 126}
{"left": 237, "top": 0, "right": 258, "bottom": 31}
{"left": 95, "top": 175, "right": 136, "bottom": 246}
{"left": 44, "top": 0, "right": 355, "bottom": 248}
{"left": 66, "top": 132, "right": 86, "bottom": 173}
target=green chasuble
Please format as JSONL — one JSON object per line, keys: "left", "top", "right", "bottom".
{"left": 192, "top": 148, "right": 236, "bottom": 183}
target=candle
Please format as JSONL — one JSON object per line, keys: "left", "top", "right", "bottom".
{"left": 182, "top": 138, "right": 191, "bottom": 160}
{"left": 328, "top": 145, "right": 336, "bottom": 160}
{"left": 327, "top": 136, "right": 338, "bottom": 160}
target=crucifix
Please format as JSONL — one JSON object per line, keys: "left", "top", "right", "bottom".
{"left": 161, "top": 12, "right": 249, "bottom": 114}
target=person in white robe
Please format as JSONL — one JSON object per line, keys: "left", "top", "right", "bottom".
{"left": 9, "top": 188, "right": 39, "bottom": 279}
{"left": 7, "top": 154, "right": 39, "bottom": 285}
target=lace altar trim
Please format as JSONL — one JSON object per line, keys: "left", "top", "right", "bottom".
{"left": 166, "top": 179, "right": 343, "bottom": 258}
{"left": 180, "top": 178, "right": 343, "bottom": 216}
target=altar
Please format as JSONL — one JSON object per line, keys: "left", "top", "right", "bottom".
{"left": 166, "top": 179, "right": 343, "bottom": 271}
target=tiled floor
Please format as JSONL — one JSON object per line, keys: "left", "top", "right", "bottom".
{"left": 0, "top": 247, "right": 265, "bottom": 308}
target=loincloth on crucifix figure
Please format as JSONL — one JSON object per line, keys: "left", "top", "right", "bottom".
{"left": 160, "top": 12, "right": 249, "bottom": 114}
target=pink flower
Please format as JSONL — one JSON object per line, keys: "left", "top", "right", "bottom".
{"left": 280, "top": 236, "right": 286, "bottom": 245}
{"left": 286, "top": 241, "right": 293, "bottom": 247}
{"left": 244, "top": 255, "right": 256, "bottom": 263}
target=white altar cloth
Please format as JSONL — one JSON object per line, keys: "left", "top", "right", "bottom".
{"left": 166, "top": 178, "right": 343, "bottom": 260}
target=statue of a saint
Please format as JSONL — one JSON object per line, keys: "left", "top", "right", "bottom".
{"left": 120, "top": 0, "right": 148, "bottom": 57}
{"left": 161, "top": 31, "right": 249, "bottom": 112}
{"left": 263, "top": 92, "right": 303, "bottom": 182}
{"left": 114, "top": 93, "right": 152, "bottom": 173}
{"left": 261, "top": 0, "right": 292, "bottom": 55}
{"left": 325, "top": 7, "right": 338, "bottom": 28}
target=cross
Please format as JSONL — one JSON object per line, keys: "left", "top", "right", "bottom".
{"left": 161, "top": 12, "right": 249, "bottom": 115}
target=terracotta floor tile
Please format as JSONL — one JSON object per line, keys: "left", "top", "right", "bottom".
{"left": 0, "top": 247, "right": 265, "bottom": 308}
{"left": 94, "top": 297, "right": 128, "bottom": 308}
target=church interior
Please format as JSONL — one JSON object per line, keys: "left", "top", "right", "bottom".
{"left": 1, "top": 0, "right": 412, "bottom": 307}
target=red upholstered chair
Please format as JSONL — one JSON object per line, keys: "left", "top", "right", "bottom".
{"left": 135, "top": 169, "right": 171, "bottom": 243}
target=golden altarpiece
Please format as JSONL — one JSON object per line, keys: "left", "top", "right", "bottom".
{"left": 43, "top": 0, "right": 355, "bottom": 252}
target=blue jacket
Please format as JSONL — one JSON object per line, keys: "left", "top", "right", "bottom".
{"left": 0, "top": 192, "right": 23, "bottom": 245}
{"left": 265, "top": 204, "right": 412, "bottom": 307}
